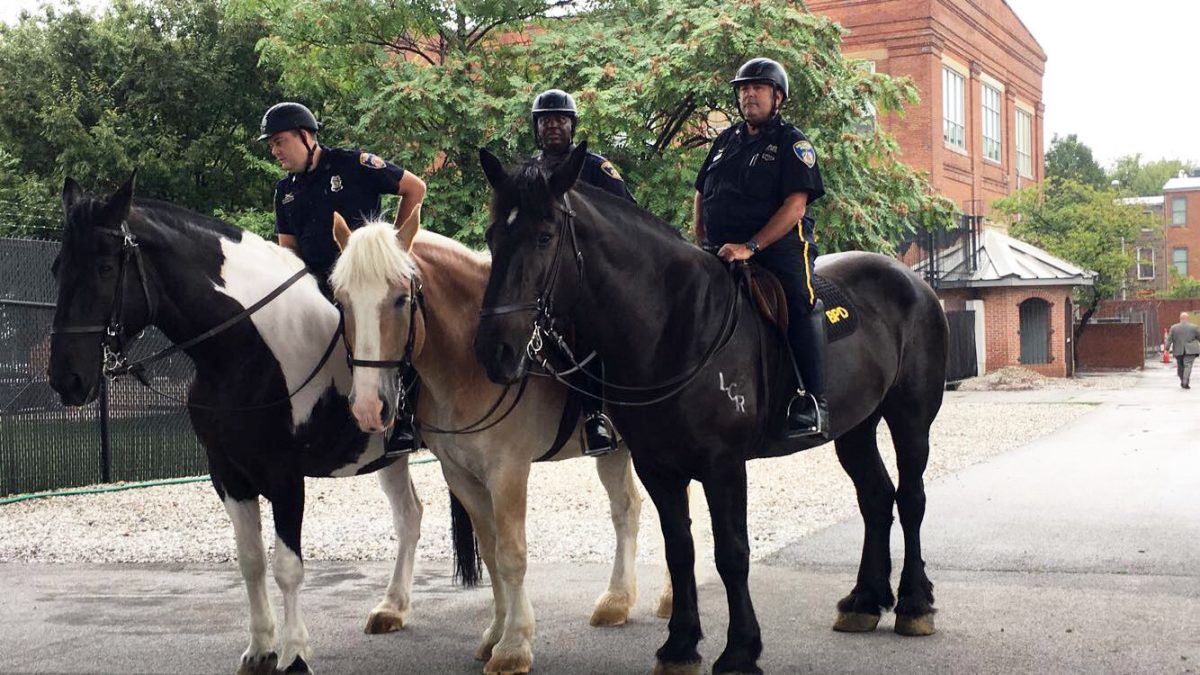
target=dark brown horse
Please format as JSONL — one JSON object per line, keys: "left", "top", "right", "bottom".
{"left": 474, "top": 145, "right": 947, "bottom": 674}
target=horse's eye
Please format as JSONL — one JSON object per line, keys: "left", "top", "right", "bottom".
{"left": 537, "top": 233, "right": 552, "bottom": 248}
{"left": 97, "top": 262, "right": 114, "bottom": 274}
{"left": 394, "top": 295, "right": 409, "bottom": 308}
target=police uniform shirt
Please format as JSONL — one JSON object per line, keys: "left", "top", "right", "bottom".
{"left": 694, "top": 117, "right": 825, "bottom": 245}
{"left": 274, "top": 145, "right": 405, "bottom": 276}
{"left": 539, "top": 147, "right": 636, "bottom": 204}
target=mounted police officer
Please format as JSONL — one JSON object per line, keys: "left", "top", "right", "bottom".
{"left": 532, "top": 88, "right": 634, "bottom": 455}
{"left": 693, "top": 58, "right": 829, "bottom": 439}
{"left": 259, "top": 101, "right": 427, "bottom": 455}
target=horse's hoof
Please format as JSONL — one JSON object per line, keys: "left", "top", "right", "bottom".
{"left": 655, "top": 593, "right": 673, "bottom": 619}
{"left": 894, "top": 613, "right": 936, "bottom": 636}
{"left": 833, "top": 611, "right": 880, "bottom": 633}
{"left": 590, "top": 590, "right": 633, "bottom": 626}
{"left": 282, "top": 655, "right": 313, "bottom": 674}
{"left": 483, "top": 647, "right": 532, "bottom": 674}
{"left": 364, "top": 608, "right": 407, "bottom": 634}
{"left": 236, "top": 651, "right": 277, "bottom": 675}
{"left": 652, "top": 660, "right": 702, "bottom": 675}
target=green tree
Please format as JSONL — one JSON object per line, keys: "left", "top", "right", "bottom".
{"left": 0, "top": 0, "right": 287, "bottom": 235}
{"left": 1109, "top": 154, "right": 1196, "bottom": 196}
{"left": 1044, "top": 134, "right": 1107, "bottom": 189}
{"left": 236, "top": 0, "right": 954, "bottom": 249}
{"left": 993, "top": 178, "right": 1157, "bottom": 362}
{"left": 1158, "top": 268, "right": 1200, "bottom": 299}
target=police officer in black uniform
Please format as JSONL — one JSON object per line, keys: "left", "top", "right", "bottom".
{"left": 532, "top": 88, "right": 634, "bottom": 455}
{"left": 259, "top": 101, "right": 427, "bottom": 455}
{"left": 693, "top": 58, "right": 829, "bottom": 439}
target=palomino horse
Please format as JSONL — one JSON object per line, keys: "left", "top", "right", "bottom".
{"left": 475, "top": 145, "right": 948, "bottom": 674}
{"left": 330, "top": 216, "right": 672, "bottom": 675}
{"left": 47, "top": 176, "right": 443, "bottom": 675}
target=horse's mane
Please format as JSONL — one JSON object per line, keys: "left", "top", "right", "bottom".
{"left": 330, "top": 221, "right": 419, "bottom": 294}
{"left": 134, "top": 198, "right": 245, "bottom": 240}
{"left": 493, "top": 157, "right": 686, "bottom": 245}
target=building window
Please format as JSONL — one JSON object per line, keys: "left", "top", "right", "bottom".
{"left": 982, "top": 84, "right": 1001, "bottom": 162}
{"left": 1172, "top": 197, "right": 1187, "bottom": 226}
{"left": 1016, "top": 110, "right": 1033, "bottom": 177}
{"left": 942, "top": 67, "right": 965, "bottom": 149}
{"left": 1137, "top": 247, "right": 1155, "bottom": 280}
{"left": 1173, "top": 247, "right": 1189, "bottom": 277}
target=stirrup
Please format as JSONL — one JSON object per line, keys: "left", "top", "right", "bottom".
{"left": 582, "top": 412, "right": 618, "bottom": 457}
{"left": 785, "top": 391, "right": 827, "bottom": 439}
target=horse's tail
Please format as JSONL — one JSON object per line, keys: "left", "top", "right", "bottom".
{"left": 450, "top": 490, "right": 482, "bottom": 587}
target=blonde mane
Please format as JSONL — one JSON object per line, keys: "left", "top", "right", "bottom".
{"left": 330, "top": 220, "right": 419, "bottom": 294}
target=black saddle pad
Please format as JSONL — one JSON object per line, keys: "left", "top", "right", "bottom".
{"left": 813, "top": 274, "right": 858, "bottom": 344}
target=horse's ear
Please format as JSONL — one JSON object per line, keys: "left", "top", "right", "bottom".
{"left": 548, "top": 141, "right": 587, "bottom": 196}
{"left": 479, "top": 147, "right": 508, "bottom": 190}
{"left": 62, "top": 177, "right": 84, "bottom": 219}
{"left": 396, "top": 202, "right": 420, "bottom": 252}
{"left": 104, "top": 170, "right": 137, "bottom": 226}
{"left": 332, "top": 211, "right": 351, "bottom": 252}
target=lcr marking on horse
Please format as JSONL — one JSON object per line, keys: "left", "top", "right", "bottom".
{"left": 718, "top": 372, "right": 747, "bottom": 414}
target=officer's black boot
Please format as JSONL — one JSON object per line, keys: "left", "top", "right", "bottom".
{"left": 384, "top": 369, "right": 420, "bottom": 458}
{"left": 384, "top": 414, "right": 417, "bottom": 458}
{"left": 785, "top": 302, "right": 829, "bottom": 440}
{"left": 582, "top": 411, "right": 618, "bottom": 457}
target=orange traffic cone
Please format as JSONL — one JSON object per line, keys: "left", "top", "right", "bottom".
{"left": 1162, "top": 330, "right": 1171, "bottom": 364}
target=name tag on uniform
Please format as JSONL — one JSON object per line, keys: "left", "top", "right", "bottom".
{"left": 281, "top": 193, "right": 295, "bottom": 205}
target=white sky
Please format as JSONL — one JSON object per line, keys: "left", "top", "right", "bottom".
{"left": 3, "top": 0, "right": 1197, "bottom": 169}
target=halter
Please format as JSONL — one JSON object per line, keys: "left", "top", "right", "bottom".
{"left": 478, "top": 190, "right": 744, "bottom": 408}
{"left": 51, "top": 221, "right": 342, "bottom": 411}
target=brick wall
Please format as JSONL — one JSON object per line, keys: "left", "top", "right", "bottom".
{"left": 1096, "top": 298, "right": 1200, "bottom": 341}
{"left": 1164, "top": 189, "right": 1200, "bottom": 281}
{"left": 1076, "top": 323, "right": 1145, "bottom": 370}
{"left": 935, "top": 285, "right": 1076, "bottom": 377}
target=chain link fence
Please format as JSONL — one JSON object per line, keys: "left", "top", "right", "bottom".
{"left": 0, "top": 237, "right": 205, "bottom": 496}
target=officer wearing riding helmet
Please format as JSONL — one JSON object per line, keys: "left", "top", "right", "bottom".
{"left": 259, "top": 101, "right": 426, "bottom": 455}
{"left": 531, "top": 88, "right": 634, "bottom": 455}
{"left": 260, "top": 102, "right": 426, "bottom": 297}
{"left": 693, "top": 58, "right": 829, "bottom": 439}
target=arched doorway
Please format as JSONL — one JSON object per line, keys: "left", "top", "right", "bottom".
{"left": 1019, "top": 297, "right": 1051, "bottom": 364}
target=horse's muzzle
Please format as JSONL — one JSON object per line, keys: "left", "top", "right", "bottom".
{"left": 48, "top": 369, "right": 100, "bottom": 407}
{"left": 477, "top": 340, "right": 527, "bottom": 385}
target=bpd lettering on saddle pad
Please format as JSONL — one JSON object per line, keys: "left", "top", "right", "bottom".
{"left": 745, "top": 267, "right": 858, "bottom": 343}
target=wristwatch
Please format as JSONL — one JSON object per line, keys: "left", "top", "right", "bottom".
{"left": 745, "top": 239, "right": 760, "bottom": 254}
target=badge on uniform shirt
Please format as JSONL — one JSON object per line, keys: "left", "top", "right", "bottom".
{"left": 281, "top": 193, "right": 295, "bottom": 205}
{"left": 793, "top": 140, "right": 817, "bottom": 168}
{"left": 330, "top": 175, "right": 343, "bottom": 192}
{"left": 600, "top": 160, "right": 623, "bottom": 181}
{"left": 359, "top": 152, "right": 386, "bottom": 169}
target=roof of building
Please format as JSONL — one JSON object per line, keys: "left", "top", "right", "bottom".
{"left": 1118, "top": 196, "right": 1164, "bottom": 207}
{"left": 1163, "top": 175, "right": 1200, "bottom": 192}
{"left": 911, "top": 228, "right": 1095, "bottom": 288}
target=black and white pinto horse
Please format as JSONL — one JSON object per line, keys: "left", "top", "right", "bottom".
{"left": 475, "top": 145, "right": 948, "bottom": 674}
{"left": 47, "top": 175, "right": 433, "bottom": 675}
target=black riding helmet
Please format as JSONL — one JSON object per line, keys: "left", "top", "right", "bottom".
{"left": 730, "top": 58, "right": 789, "bottom": 118}
{"left": 258, "top": 102, "right": 321, "bottom": 174}
{"left": 531, "top": 89, "right": 578, "bottom": 148}
{"left": 257, "top": 102, "right": 320, "bottom": 141}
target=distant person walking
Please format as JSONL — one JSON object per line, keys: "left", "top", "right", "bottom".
{"left": 1165, "top": 312, "right": 1200, "bottom": 389}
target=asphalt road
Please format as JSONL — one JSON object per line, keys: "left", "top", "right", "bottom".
{"left": 1, "top": 362, "right": 1197, "bottom": 674}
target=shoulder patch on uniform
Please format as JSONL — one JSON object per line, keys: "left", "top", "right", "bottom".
{"left": 359, "top": 152, "right": 386, "bottom": 169}
{"left": 793, "top": 140, "right": 817, "bottom": 168}
{"left": 600, "top": 160, "right": 623, "bottom": 181}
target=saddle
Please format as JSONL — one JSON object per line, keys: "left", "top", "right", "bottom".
{"left": 740, "top": 264, "right": 859, "bottom": 343}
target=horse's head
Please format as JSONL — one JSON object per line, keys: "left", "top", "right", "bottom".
{"left": 330, "top": 214, "right": 424, "bottom": 433}
{"left": 49, "top": 173, "right": 153, "bottom": 406}
{"left": 475, "top": 143, "right": 588, "bottom": 384}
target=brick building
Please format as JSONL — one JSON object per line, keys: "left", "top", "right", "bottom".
{"left": 1118, "top": 170, "right": 1200, "bottom": 297}
{"left": 809, "top": 0, "right": 1101, "bottom": 377}
{"left": 809, "top": 0, "right": 1046, "bottom": 216}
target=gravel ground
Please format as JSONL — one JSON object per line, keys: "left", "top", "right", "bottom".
{"left": 0, "top": 374, "right": 1127, "bottom": 567}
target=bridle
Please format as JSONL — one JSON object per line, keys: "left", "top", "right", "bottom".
{"left": 51, "top": 221, "right": 341, "bottom": 411}
{"left": 478, "top": 190, "right": 743, "bottom": 407}
{"left": 341, "top": 273, "right": 530, "bottom": 436}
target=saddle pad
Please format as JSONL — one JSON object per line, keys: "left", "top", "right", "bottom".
{"left": 813, "top": 274, "right": 858, "bottom": 344}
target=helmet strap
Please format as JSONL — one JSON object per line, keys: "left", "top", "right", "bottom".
{"left": 300, "top": 129, "right": 316, "bottom": 173}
